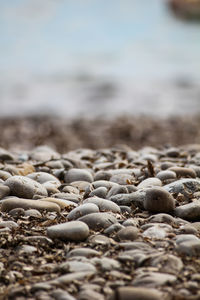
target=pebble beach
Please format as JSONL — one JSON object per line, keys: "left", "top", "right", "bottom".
{"left": 1, "top": 139, "right": 200, "bottom": 299}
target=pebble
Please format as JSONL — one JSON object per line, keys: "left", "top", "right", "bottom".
{"left": 1, "top": 197, "right": 61, "bottom": 212}
{"left": 64, "top": 168, "right": 93, "bottom": 183}
{"left": 143, "top": 187, "right": 175, "bottom": 213}
{"left": 83, "top": 196, "right": 120, "bottom": 213}
{"left": 78, "top": 212, "right": 118, "bottom": 230}
{"left": 5, "top": 175, "right": 48, "bottom": 198}
{"left": 116, "top": 226, "right": 139, "bottom": 241}
{"left": 0, "top": 184, "right": 10, "bottom": 199}
{"left": 67, "top": 203, "right": 99, "bottom": 220}
{"left": 110, "top": 287, "right": 163, "bottom": 300}
{"left": 47, "top": 221, "right": 89, "bottom": 242}
{"left": 174, "top": 201, "right": 200, "bottom": 221}
{"left": 2, "top": 144, "right": 200, "bottom": 299}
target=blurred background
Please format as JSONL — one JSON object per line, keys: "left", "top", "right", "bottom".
{"left": 0, "top": 0, "right": 200, "bottom": 150}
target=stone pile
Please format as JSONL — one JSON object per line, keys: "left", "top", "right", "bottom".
{"left": 0, "top": 144, "right": 200, "bottom": 299}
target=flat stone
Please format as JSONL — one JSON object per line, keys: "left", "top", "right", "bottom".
{"left": 137, "top": 178, "right": 162, "bottom": 189}
{"left": 67, "top": 203, "right": 99, "bottom": 221}
{"left": 5, "top": 175, "right": 48, "bottom": 198}
{"left": 83, "top": 197, "right": 120, "bottom": 213}
{"left": 164, "top": 178, "right": 200, "bottom": 196}
{"left": 142, "top": 224, "right": 173, "bottom": 239}
{"left": 147, "top": 213, "right": 175, "bottom": 224}
{"left": 0, "top": 148, "right": 15, "bottom": 161}
{"left": 92, "top": 257, "right": 120, "bottom": 271}
{"left": 58, "top": 260, "right": 96, "bottom": 273}
{"left": 78, "top": 289, "right": 104, "bottom": 300}
{"left": 143, "top": 187, "right": 175, "bottom": 213}
{"left": 0, "top": 184, "right": 10, "bottom": 199}
{"left": 132, "top": 271, "right": 177, "bottom": 287}
{"left": 110, "top": 287, "right": 163, "bottom": 300}
{"left": 89, "top": 187, "right": 107, "bottom": 198}
{"left": 48, "top": 271, "right": 95, "bottom": 285}
{"left": 40, "top": 197, "right": 77, "bottom": 209}
{"left": 30, "top": 145, "right": 60, "bottom": 161}
{"left": 24, "top": 209, "right": 42, "bottom": 218}
{"left": 156, "top": 170, "right": 177, "bottom": 182}
{"left": 169, "top": 166, "right": 196, "bottom": 178}
{"left": 64, "top": 168, "right": 93, "bottom": 183}
{"left": 47, "top": 221, "right": 89, "bottom": 242}
{"left": 149, "top": 254, "right": 183, "bottom": 275}
{"left": 110, "top": 173, "right": 134, "bottom": 185}
{"left": 116, "top": 226, "right": 138, "bottom": 241}
{"left": 174, "top": 201, "right": 200, "bottom": 221}
{"left": 176, "top": 239, "right": 200, "bottom": 256}
{"left": 104, "top": 223, "right": 124, "bottom": 235}
{"left": 78, "top": 212, "right": 118, "bottom": 230}
{"left": 51, "top": 289, "right": 76, "bottom": 300}
{"left": 28, "top": 172, "right": 60, "bottom": 186}
{"left": 1, "top": 197, "right": 60, "bottom": 213}
{"left": 66, "top": 248, "right": 100, "bottom": 258}
{"left": 0, "top": 220, "right": 18, "bottom": 229}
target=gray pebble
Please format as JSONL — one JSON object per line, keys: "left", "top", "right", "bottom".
{"left": 174, "top": 201, "right": 200, "bottom": 221}
{"left": 66, "top": 248, "right": 100, "bottom": 258}
{"left": 78, "top": 212, "right": 118, "bottom": 230}
{"left": 83, "top": 197, "right": 120, "bottom": 213}
{"left": 64, "top": 168, "right": 93, "bottom": 183}
{"left": 67, "top": 203, "right": 99, "bottom": 221}
{"left": 110, "top": 287, "right": 163, "bottom": 300}
{"left": 0, "top": 184, "right": 10, "bottom": 199}
{"left": 47, "top": 221, "right": 89, "bottom": 242}
{"left": 5, "top": 175, "right": 48, "bottom": 198}
{"left": 116, "top": 226, "right": 138, "bottom": 241}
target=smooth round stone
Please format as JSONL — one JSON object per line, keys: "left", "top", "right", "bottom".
{"left": 70, "top": 181, "right": 91, "bottom": 192}
{"left": 78, "top": 289, "right": 104, "bottom": 300}
{"left": 175, "top": 234, "right": 199, "bottom": 245}
{"left": 83, "top": 197, "right": 120, "bottom": 213}
{"left": 110, "top": 287, "right": 163, "bottom": 300}
{"left": 24, "top": 209, "right": 42, "bottom": 218}
{"left": 143, "top": 187, "right": 175, "bottom": 213}
{"left": 132, "top": 271, "right": 176, "bottom": 287}
{"left": 64, "top": 168, "right": 93, "bottom": 183}
{"left": 53, "top": 193, "right": 81, "bottom": 203}
{"left": 17, "top": 245, "right": 37, "bottom": 255}
{"left": 137, "top": 178, "right": 162, "bottom": 189}
{"left": 109, "top": 193, "right": 133, "bottom": 206}
{"left": 0, "top": 170, "right": 12, "bottom": 181}
{"left": 174, "top": 201, "right": 200, "bottom": 221}
{"left": 87, "top": 234, "right": 112, "bottom": 245}
{"left": 92, "top": 257, "right": 120, "bottom": 271}
{"left": 164, "top": 178, "right": 200, "bottom": 196}
{"left": 179, "top": 224, "right": 198, "bottom": 234}
{"left": 1, "top": 198, "right": 60, "bottom": 213}
{"left": 149, "top": 254, "right": 183, "bottom": 275}
{"left": 0, "top": 184, "right": 10, "bottom": 199}
{"left": 40, "top": 197, "right": 77, "bottom": 209}
{"left": 0, "top": 148, "right": 15, "bottom": 161}
{"left": 58, "top": 260, "right": 96, "bottom": 273}
{"left": 5, "top": 176, "right": 48, "bottom": 198}
{"left": 104, "top": 223, "right": 124, "bottom": 235}
{"left": 169, "top": 167, "right": 196, "bottom": 178}
{"left": 142, "top": 224, "right": 172, "bottom": 239}
{"left": 78, "top": 212, "right": 118, "bottom": 230}
{"left": 62, "top": 186, "right": 79, "bottom": 194}
{"left": 27, "top": 172, "right": 60, "bottom": 185}
{"left": 67, "top": 203, "right": 99, "bottom": 221}
{"left": 50, "top": 289, "right": 76, "bottom": 300}
{"left": 116, "top": 226, "right": 138, "bottom": 241}
{"left": 89, "top": 187, "right": 107, "bottom": 199}
{"left": 8, "top": 207, "right": 25, "bottom": 217}
{"left": 123, "top": 218, "right": 139, "bottom": 227}
{"left": 66, "top": 247, "right": 100, "bottom": 258}
{"left": 176, "top": 239, "right": 200, "bottom": 256}
{"left": 110, "top": 173, "right": 134, "bottom": 185}
{"left": 120, "top": 206, "right": 132, "bottom": 214}
{"left": 106, "top": 185, "right": 128, "bottom": 199}
{"left": 147, "top": 213, "right": 175, "bottom": 224}
{"left": 47, "top": 221, "right": 89, "bottom": 242}
{"left": 156, "top": 170, "right": 177, "bottom": 182}
{"left": 45, "top": 160, "right": 64, "bottom": 169}
{"left": 94, "top": 171, "right": 111, "bottom": 181}
{"left": 48, "top": 271, "right": 95, "bottom": 285}
{"left": 30, "top": 145, "right": 60, "bottom": 161}
{"left": 92, "top": 180, "right": 118, "bottom": 190}
{"left": 0, "top": 220, "right": 18, "bottom": 229}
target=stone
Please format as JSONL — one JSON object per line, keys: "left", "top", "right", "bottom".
{"left": 66, "top": 248, "right": 100, "bottom": 258}
{"left": 78, "top": 212, "right": 118, "bottom": 230}
{"left": 83, "top": 197, "right": 120, "bottom": 213}
{"left": 149, "top": 254, "right": 183, "bottom": 275}
{"left": 132, "top": 271, "right": 177, "bottom": 287}
{"left": 174, "top": 201, "right": 200, "bottom": 221}
{"left": 89, "top": 187, "right": 107, "bottom": 199}
{"left": 110, "top": 287, "right": 163, "bottom": 300}
{"left": 0, "top": 148, "right": 15, "bottom": 161}
{"left": 137, "top": 178, "right": 162, "bottom": 189}
{"left": 147, "top": 213, "right": 175, "bottom": 224}
{"left": 0, "top": 170, "right": 12, "bottom": 181}
{"left": 47, "top": 221, "right": 89, "bottom": 242}
{"left": 110, "top": 173, "right": 134, "bottom": 185}
{"left": 116, "top": 226, "right": 138, "bottom": 241}
{"left": 40, "top": 197, "right": 77, "bottom": 209}
{"left": 48, "top": 271, "right": 95, "bottom": 285}
{"left": 142, "top": 224, "right": 173, "bottom": 239}
{"left": 156, "top": 170, "right": 177, "bottom": 182}
{"left": 176, "top": 239, "right": 200, "bottom": 256}
{"left": 28, "top": 172, "right": 60, "bottom": 186}
{"left": 143, "top": 187, "right": 175, "bottom": 213}
{"left": 169, "top": 166, "right": 196, "bottom": 178}
{"left": 104, "top": 223, "right": 124, "bottom": 235}
{"left": 30, "top": 145, "right": 60, "bottom": 161}
{"left": 164, "top": 178, "right": 200, "bottom": 196}
{"left": 0, "top": 220, "right": 18, "bottom": 229}
{"left": 67, "top": 203, "right": 99, "bottom": 221}
{"left": 64, "top": 168, "right": 93, "bottom": 183}
{"left": 92, "top": 257, "right": 120, "bottom": 271}
{"left": 78, "top": 289, "right": 104, "bottom": 300}
{"left": 51, "top": 289, "right": 76, "bottom": 300}
{"left": 58, "top": 260, "right": 96, "bottom": 273}
{"left": 0, "top": 184, "right": 10, "bottom": 199}
{"left": 24, "top": 209, "right": 42, "bottom": 218}
{"left": 1, "top": 197, "right": 60, "bottom": 213}
{"left": 5, "top": 175, "right": 48, "bottom": 198}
